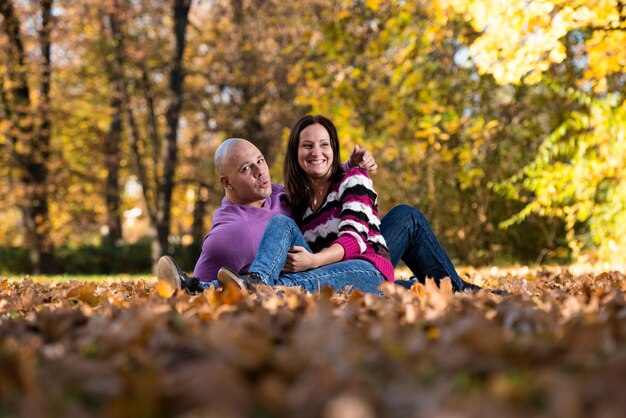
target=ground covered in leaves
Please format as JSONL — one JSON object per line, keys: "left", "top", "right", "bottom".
{"left": 1, "top": 268, "right": 626, "bottom": 418}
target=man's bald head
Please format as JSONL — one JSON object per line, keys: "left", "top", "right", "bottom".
{"left": 215, "top": 138, "right": 249, "bottom": 176}
{"left": 214, "top": 138, "right": 272, "bottom": 207}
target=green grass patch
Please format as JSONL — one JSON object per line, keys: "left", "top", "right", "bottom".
{"left": 1, "top": 274, "right": 155, "bottom": 283}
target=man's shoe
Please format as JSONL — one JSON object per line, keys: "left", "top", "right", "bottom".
{"left": 461, "top": 281, "right": 482, "bottom": 292}
{"left": 460, "top": 280, "right": 507, "bottom": 296}
{"left": 157, "top": 255, "right": 204, "bottom": 294}
{"left": 217, "top": 267, "right": 265, "bottom": 291}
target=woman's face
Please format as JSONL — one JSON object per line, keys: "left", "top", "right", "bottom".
{"left": 297, "top": 123, "right": 334, "bottom": 182}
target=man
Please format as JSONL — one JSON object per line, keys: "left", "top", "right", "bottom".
{"left": 158, "top": 138, "right": 477, "bottom": 293}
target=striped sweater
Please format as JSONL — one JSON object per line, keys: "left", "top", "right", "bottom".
{"left": 299, "top": 167, "right": 395, "bottom": 282}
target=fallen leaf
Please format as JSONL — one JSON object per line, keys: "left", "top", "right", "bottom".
{"left": 155, "top": 279, "right": 175, "bottom": 299}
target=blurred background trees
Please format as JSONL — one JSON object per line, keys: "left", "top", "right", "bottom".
{"left": 0, "top": 0, "right": 624, "bottom": 274}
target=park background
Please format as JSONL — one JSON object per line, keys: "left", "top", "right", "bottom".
{"left": 1, "top": 0, "right": 625, "bottom": 275}
{"left": 2, "top": 3, "right": 626, "bottom": 418}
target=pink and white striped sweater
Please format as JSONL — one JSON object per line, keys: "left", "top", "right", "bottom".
{"left": 299, "top": 167, "right": 395, "bottom": 282}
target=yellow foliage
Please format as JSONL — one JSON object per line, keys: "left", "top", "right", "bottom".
{"left": 439, "top": 0, "right": 626, "bottom": 85}
{"left": 365, "top": 0, "right": 383, "bottom": 11}
{"left": 586, "top": 30, "right": 626, "bottom": 91}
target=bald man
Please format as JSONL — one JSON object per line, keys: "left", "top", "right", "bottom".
{"left": 158, "top": 138, "right": 478, "bottom": 294}
{"left": 192, "top": 138, "right": 294, "bottom": 283}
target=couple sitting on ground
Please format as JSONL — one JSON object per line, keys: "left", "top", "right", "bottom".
{"left": 158, "top": 114, "right": 482, "bottom": 295}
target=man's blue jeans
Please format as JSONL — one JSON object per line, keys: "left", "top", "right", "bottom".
{"left": 248, "top": 214, "right": 385, "bottom": 294}
{"left": 380, "top": 205, "right": 465, "bottom": 290}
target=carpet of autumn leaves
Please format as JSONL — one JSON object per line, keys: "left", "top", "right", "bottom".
{"left": 1, "top": 268, "right": 626, "bottom": 418}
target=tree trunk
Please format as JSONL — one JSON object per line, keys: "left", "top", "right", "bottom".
{"left": 102, "top": 5, "right": 125, "bottom": 247}
{"left": 152, "top": 0, "right": 192, "bottom": 260}
{"left": 229, "top": 0, "right": 273, "bottom": 160}
{"left": 1, "top": 0, "right": 56, "bottom": 273}
{"left": 192, "top": 184, "right": 208, "bottom": 245}
{"left": 188, "top": 131, "right": 210, "bottom": 248}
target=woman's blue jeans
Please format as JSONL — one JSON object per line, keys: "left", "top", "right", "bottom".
{"left": 380, "top": 205, "right": 465, "bottom": 291}
{"left": 248, "top": 215, "right": 385, "bottom": 294}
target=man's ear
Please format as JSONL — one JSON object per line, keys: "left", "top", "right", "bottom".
{"left": 219, "top": 176, "right": 231, "bottom": 190}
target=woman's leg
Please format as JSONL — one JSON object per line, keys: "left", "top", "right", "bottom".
{"left": 275, "top": 259, "right": 385, "bottom": 294}
{"left": 380, "top": 205, "right": 466, "bottom": 290}
{"left": 248, "top": 214, "right": 312, "bottom": 285}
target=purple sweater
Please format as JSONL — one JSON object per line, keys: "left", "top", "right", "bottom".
{"left": 193, "top": 184, "right": 292, "bottom": 282}
{"left": 299, "top": 167, "right": 394, "bottom": 282}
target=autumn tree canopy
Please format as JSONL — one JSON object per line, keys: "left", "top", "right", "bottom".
{"left": 1, "top": 0, "right": 624, "bottom": 273}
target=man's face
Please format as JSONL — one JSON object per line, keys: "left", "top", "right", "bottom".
{"left": 221, "top": 141, "right": 273, "bottom": 207}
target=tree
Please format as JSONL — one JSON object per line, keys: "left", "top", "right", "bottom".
{"left": 442, "top": 0, "right": 626, "bottom": 261}
{"left": 185, "top": 0, "right": 309, "bottom": 165}
{"left": 1, "top": 0, "right": 56, "bottom": 273}
{"left": 100, "top": 0, "right": 127, "bottom": 247}
{"left": 125, "top": 0, "right": 192, "bottom": 262}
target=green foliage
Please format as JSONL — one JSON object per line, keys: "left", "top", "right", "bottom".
{"left": 54, "top": 241, "right": 154, "bottom": 275}
{"left": 493, "top": 86, "right": 626, "bottom": 262}
{"left": 0, "top": 247, "right": 32, "bottom": 274}
{"left": 0, "top": 241, "right": 199, "bottom": 275}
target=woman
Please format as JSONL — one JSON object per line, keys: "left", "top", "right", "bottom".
{"left": 218, "top": 115, "right": 393, "bottom": 294}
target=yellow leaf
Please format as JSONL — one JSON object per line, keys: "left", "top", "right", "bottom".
{"left": 219, "top": 281, "right": 246, "bottom": 305}
{"left": 411, "top": 282, "right": 425, "bottom": 298}
{"left": 155, "top": 279, "right": 175, "bottom": 298}
{"left": 524, "top": 273, "right": 539, "bottom": 282}
{"left": 426, "top": 326, "right": 440, "bottom": 340}
{"left": 67, "top": 282, "right": 100, "bottom": 306}
{"left": 338, "top": 10, "right": 350, "bottom": 20}
{"left": 365, "top": 0, "right": 381, "bottom": 11}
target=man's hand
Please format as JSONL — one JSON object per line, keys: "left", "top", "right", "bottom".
{"left": 349, "top": 144, "right": 378, "bottom": 172}
{"left": 283, "top": 246, "right": 317, "bottom": 273}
